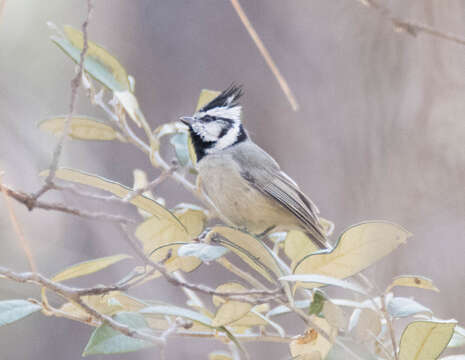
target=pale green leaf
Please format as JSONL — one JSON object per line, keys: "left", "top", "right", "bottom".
{"left": 41, "top": 168, "right": 184, "bottom": 230}
{"left": 82, "top": 312, "right": 153, "bottom": 356}
{"left": 387, "top": 275, "right": 439, "bottom": 293}
{"left": 178, "top": 243, "right": 228, "bottom": 263}
{"left": 51, "top": 26, "right": 129, "bottom": 92}
{"left": 399, "top": 321, "right": 456, "bottom": 360}
{"left": 52, "top": 254, "right": 131, "bottom": 282}
{"left": 293, "top": 221, "right": 410, "bottom": 284}
{"left": 211, "top": 226, "right": 283, "bottom": 283}
{"left": 196, "top": 89, "right": 221, "bottom": 111}
{"left": 280, "top": 274, "right": 367, "bottom": 295}
{"left": 0, "top": 300, "right": 41, "bottom": 326}
{"left": 387, "top": 297, "right": 432, "bottom": 318}
{"left": 170, "top": 133, "right": 190, "bottom": 167}
{"left": 140, "top": 305, "right": 213, "bottom": 327}
{"left": 38, "top": 116, "right": 124, "bottom": 142}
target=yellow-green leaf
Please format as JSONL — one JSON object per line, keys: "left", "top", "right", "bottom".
{"left": 52, "top": 254, "right": 131, "bottom": 282}
{"left": 293, "top": 222, "right": 410, "bottom": 281}
{"left": 196, "top": 89, "right": 221, "bottom": 111}
{"left": 399, "top": 321, "right": 456, "bottom": 360}
{"left": 41, "top": 168, "right": 184, "bottom": 231}
{"left": 386, "top": 275, "right": 439, "bottom": 293}
{"left": 210, "top": 226, "right": 283, "bottom": 283}
{"left": 209, "top": 351, "right": 233, "bottom": 360}
{"left": 53, "top": 25, "right": 130, "bottom": 92}
{"left": 285, "top": 230, "right": 319, "bottom": 265}
{"left": 212, "top": 282, "right": 248, "bottom": 307}
{"left": 211, "top": 282, "right": 253, "bottom": 327}
{"left": 38, "top": 116, "right": 124, "bottom": 142}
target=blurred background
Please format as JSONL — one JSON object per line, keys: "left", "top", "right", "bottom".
{"left": 0, "top": 0, "right": 464, "bottom": 359}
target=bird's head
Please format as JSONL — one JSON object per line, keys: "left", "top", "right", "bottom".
{"left": 180, "top": 84, "right": 247, "bottom": 161}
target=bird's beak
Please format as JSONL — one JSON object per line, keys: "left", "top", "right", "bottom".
{"left": 179, "top": 116, "right": 194, "bottom": 126}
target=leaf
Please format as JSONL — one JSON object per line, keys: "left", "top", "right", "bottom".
{"left": 280, "top": 274, "right": 367, "bottom": 295}
{"left": 174, "top": 206, "right": 207, "bottom": 238}
{"left": 60, "top": 291, "right": 148, "bottom": 318}
{"left": 293, "top": 221, "right": 410, "bottom": 283}
{"left": 285, "top": 230, "right": 319, "bottom": 264}
{"left": 211, "top": 283, "right": 253, "bottom": 327}
{"left": 140, "top": 305, "right": 213, "bottom": 327}
{"left": 267, "top": 300, "right": 311, "bottom": 318}
{"left": 448, "top": 325, "right": 465, "bottom": 348}
{"left": 38, "top": 116, "right": 124, "bottom": 141}
{"left": 52, "top": 254, "right": 131, "bottom": 282}
{"left": 52, "top": 25, "right": 130, "bottom": 92}
{"left": 135, "top": 208, "right": 204, "bottom": 273}
{"left": 0, "top": 300, "right": 41, "bottom": 326}
{"left": 387, "top": 297, "right": 432, "bottom": 318}
{"left": 323, "top": 301, "right": 347, "bottom": 330}
{"left": 210, "top": 226, "right": 283, "bottom": 283}
{"left": 114, "top": 90, "right": 147, "bottom": 128}
{"left": 289, "top": 317, "right": 336, "bottom": 359}
{"left": 82, "top": 312, "right": 153, "bottom": 356}
{"left": 170, "top": 133, "right": 191, "bottom": 167}
{"left": 309, "top": 291, "right": 326, "bottom": 316}
{"left": 386, "top": 275, "right": 439, "bottom": 293}
{"left": 178, "top": 243, "right": 228, "bottom": 263}
{"left": 209, "top": 351, "right": 233, "bottom": 360}
{"left": 196, "top": 89, "right": 221, "bottom": 111}
{"left": 348, "top": 308, "right": 381, "bottom": 342}
{"left": 42, "top": 168, "right": 183, "bottom": 229}
{"left": 399, "top": 321, "right": 456, "bottom": 360}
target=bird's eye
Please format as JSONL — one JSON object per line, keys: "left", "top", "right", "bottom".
{"left": 202, "top": 115, "right": 215, "bottom": 123}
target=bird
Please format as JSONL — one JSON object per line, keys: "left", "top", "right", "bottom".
{"left": 180, "top": 85, "right": 330, "bottom": 250}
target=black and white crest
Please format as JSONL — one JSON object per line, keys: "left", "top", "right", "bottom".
{"left": 199, "top": 84, "right": 243, "bottom": 113}
{"left": 181, "top": 84, "right": 247, "bottom": 162}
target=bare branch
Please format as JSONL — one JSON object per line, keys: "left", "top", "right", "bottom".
{"left": 33, "top": 0, "right": 94, "bottom": 203}
{"left": 0, "top": 177, "right": 38, "bottom": 273}
{"left": 229, "top": 0, "right": 299, "bottom": 111}
{"left": 0, "top": 182, "right": 136, "bottom": 224}
{"left": 359, "top": 0, "right": 465, "bottom": 46}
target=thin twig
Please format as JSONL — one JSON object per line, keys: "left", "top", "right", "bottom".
{"left": 358, "top": 0, "right": 465, "bottom": 46}
{"left": 118, "top": 224, "right": 283, "bottom": 304}
{"left": 123, "top": 169, "right": 173, "bottom": 202}
{"left": 0, "top": 177, "right": 38, "bottom": 273}
{"left": 0, "top": 183, "right": 135, "bottom": 224}
{"left": 33, "top": 0, "right": 94, "bottom": 202}
{"left": 229, "top": 0, "right": 299, "bottom": 111}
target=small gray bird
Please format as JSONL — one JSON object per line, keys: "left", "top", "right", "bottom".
{"left": 180, "top": 85, "right": 330, "bottom": 249}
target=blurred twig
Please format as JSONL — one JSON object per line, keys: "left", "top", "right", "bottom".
{"left": 32, "top": 0, "right": 94, "bottom": 203}
{"left": 229, "top": 0, "right": 299, "bottom": 111}
{"left": 358, "top": 0, "right": 465, "bottom": 46}
{"left": 0, "top": 177, "right": 38, "bottom": 273}
{"left": 0, "top": 182, "right": 136, "bottom": 224}
{"left": 0, "top": 0, "right": 6, "bottom": 23}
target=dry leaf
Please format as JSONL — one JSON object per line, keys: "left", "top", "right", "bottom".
{"left": 293, "top": 222, "right": 411, "bottom": 282}
{"left": 290, "top": 317, "right": 336, "bottom": 358}
{"left": 386, "top": 275, "right": 439, "bottom": 293}
{"left": 39, "top": 116, "right": 124, "bottom": 141}
{"left": 399, "top": 321, "right": 456, "bottom": 360}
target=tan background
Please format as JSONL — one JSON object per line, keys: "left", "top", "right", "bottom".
{"left": 0, "top": 1, "right": 464, "bottom": 359}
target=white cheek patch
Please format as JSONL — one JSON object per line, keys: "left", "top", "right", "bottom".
{"left": 207, "top": 123, "right": 240, "bottom": 153}
{"left": 192, "top": 122, "right": 223, "bottom": 142}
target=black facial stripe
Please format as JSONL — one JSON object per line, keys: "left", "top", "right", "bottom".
{"left": 188, "top": 127, "right": 215, "bottom": 162}
{"left": 218, "top": 118, "right": 233, "bottom": 138}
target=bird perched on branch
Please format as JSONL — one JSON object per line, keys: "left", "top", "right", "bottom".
{"left": 180, "top": 85, "right": 331, "bottom": 249}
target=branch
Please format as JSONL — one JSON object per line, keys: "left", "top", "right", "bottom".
{"left": 0, "top": 266, "right": 165, "bottom": 346}
{"left": 358, "top": 0, "right": 465, "bottom": 46}
{"left": 33, "top": 0, "right": 94, "bottom": 203}
{"left": 118, "top": 224, "right": 284, "bottom": 304}
{"left": 229, "top": 0, "right": 299, "bottom": 111}
{"left": 0, "top": 182, "right": 136, "bottom": 224}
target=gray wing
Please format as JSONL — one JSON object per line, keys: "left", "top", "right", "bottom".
{"left": 231, "top": 141, "right": 328, "bottom": 249}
